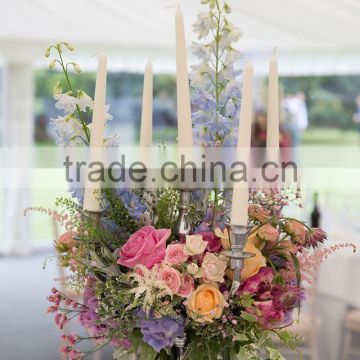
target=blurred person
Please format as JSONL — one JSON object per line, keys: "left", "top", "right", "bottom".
{"left": 353, "top": 95, "right": 360, "bottom": 143}
{"left": 283, "top": 91, "right": 308, "bottom": 147}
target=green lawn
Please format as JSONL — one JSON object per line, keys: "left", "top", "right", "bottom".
{"left": 302, "top": 127, "right": 360, "bottom": 145}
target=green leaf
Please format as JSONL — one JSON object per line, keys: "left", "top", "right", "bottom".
{"left": 266, "top": 347, "right": 286, "bottom": 360}
{"left": 240, "top": 311, "right": 257, "bottom": 323}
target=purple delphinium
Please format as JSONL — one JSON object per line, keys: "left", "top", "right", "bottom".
{"left": 116, "top": 189, "right": 146, "bottom": 219}
{"left": 135, "top": 310, "right": 184, "bottom": 352}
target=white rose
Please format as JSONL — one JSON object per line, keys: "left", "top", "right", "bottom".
{"left": 184, "top": 234, "right": 207, "bottom": 256}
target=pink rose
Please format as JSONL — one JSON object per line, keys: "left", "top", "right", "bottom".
{"left": 257, "top": 224, "right": 279, "bottom": 242}
{"left": 178, "top": 274, "right": 195, "bottom": 298}
{"left": 158, "top": 265, "right": 181, "bottom": 294}
{"left": 117, "top": 226, "right": 170, "bottom": 269}
{"left": 165, "top": 244, "right": 188, "bottom": 265}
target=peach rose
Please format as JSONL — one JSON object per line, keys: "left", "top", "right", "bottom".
{"left": 187, "top": 284, "right": 225, "bottom": 323}
{"left": 215, "top": 227, "right": 259, "bottom": 250}
{"left": 257, "top": 224, "right": 279, "bottom": 242}
{"left": 178, "top": 274, "right": 195, "bottom": 298}
{"left": 184, "top": 234, "right": 207, "bottom": 256}
{"left": 248, "top": 205, "right": 271, "bottom": 223}
{"left": 241, "top": 243, "right": 266, "bottom": 281}
{"left": 201, "top": 253, "right": 227, "bottom": 283}
{"left": 158, "top": 265, "right": 181, "bottom": 294}
{"left": 285, "top": 220, "right": 306, "bottom": 243}
{"left": 165, "top": 244, "right": 188, "bottom": 265}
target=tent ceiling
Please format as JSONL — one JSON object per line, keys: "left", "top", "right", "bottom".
{"left": 0, "top": 0, "right": 359, "bottom": 75}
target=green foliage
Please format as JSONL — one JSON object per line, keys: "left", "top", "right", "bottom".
{"left": 103, "top": 189, "right": 140, "bottom": 235}
{"left": 154, "top": 189, "right": 179, "bottom": 231}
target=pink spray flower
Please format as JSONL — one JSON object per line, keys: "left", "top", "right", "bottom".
{"left": 165, "top": 243, "right": 188, "bottom": 265}
{"left": 117, "top": 226, "right": 170, "bottom": 269}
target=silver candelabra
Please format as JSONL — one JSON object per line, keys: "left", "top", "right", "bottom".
{"left": 174, "top": 189, "right": 192, "bottom": 236}
{"left": 222, "top": 224, "right": 255, "bottom": 296}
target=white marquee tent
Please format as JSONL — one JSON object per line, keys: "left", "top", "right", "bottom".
{"left": 0, "top": 0, "right": 360, "bottom": 255}
{"left": 0, "top": 0, "right": 360, "bottom": 75}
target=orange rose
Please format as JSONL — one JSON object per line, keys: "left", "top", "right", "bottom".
{"left": 241, "top": 242, "right": 266, "bottom": 281}
{"left": 187, "top": 284, "right": 225, "bottom": 323}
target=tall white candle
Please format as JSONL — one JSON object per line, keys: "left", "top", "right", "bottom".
{"left": 140, "top": 61, "right": 153, "bottom": 147}
{"left": 176, "top": 6, "right": 193, "bottom": 148}
{"left": 266, "top": 54, "right": 280, "bottom": 149}
{"left": 231, "top": 62, "right": 253, "bottom": 226}
{"left": 83, "top": 54, "right": 107, "bottom": 212}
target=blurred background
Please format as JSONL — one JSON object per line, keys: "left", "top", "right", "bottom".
{"left": 0, "top": 0, "right": 360, "bottom": 359}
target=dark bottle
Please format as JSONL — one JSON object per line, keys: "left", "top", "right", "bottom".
{"left": 310, "top": 192, "right": 321, "bottom": 228}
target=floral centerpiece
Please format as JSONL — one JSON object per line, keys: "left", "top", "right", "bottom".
{"left": 26, "top": 1, "right": 356, "bottom": 360}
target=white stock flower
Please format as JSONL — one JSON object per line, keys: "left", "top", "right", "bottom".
{"left": 193, "top": 11, "right": 212, "bottom": 39}
{"left": 225, "top": 47, "right": 242, "bottom": 64}
{"left": 191, "top": 42, "right": 212, "bottom": 62}
{"left": 77, "top": 91, "right": 93, "bottom": 112}
{"left": 54, "top": 93, "right": 78, "bottom": 114}
{"left": 190, "top": 63, "right": 213, "bottom": 88}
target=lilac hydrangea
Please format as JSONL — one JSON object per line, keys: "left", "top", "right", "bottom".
{"left": 136, "top": 310, "right": 184, "bottom": 352}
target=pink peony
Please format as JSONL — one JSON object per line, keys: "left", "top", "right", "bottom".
{"left": 117, "top": 226, "right": 170, "bottom": 269}
{"left": 158, "top": 265, "right": 182, "bottom": 294}
{"left": 257, "top": 224, "right": 279, "bottom": 242}
{"left": 178, "top": 274, "right": 195, "bottom": 298}
{"left": 165, "top": 244, "right": 188, "bottom": 265}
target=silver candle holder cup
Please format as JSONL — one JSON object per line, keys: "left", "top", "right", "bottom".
{"left": 223, "top": 224, "right": 255, "bottom": 296}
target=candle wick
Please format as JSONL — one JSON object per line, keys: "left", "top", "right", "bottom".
{"left": 272, "top": 47, "right": 278, "bottom": 57}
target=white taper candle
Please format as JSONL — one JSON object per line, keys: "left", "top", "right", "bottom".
{"left": 140, "top": 61, "right": 153, "bottom": 147}
{"left": 83, "top": 54, "right": 107, "bottom": 212}
{"left": 176, "top": 6, "right": 193, "bottom": 148}
{"left": 231, "top": 62, "right": 253, "bottom": 226}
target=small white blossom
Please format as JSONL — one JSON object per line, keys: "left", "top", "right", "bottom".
{"left": 51, "top": 114, "right": 88, "bottom": 145}
{"left": 54, "top": 92, "right": 78, "bottom": 114}
{"left": 193, "top": 11, "right": 212, "bottom": 39}
{"left": 77, "top": 90, "right": 93, "bottom": 112}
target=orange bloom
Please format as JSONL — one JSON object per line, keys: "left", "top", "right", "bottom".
{"left": 187, "top": 284, "right": 225, "bottom": 323}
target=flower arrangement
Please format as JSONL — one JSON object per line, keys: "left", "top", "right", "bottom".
{"left": 26, "top": 1, "right": 357, "bottom": 360}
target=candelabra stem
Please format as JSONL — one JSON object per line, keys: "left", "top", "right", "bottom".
{"left": 174, "top": 189, "right": 192, "bottom": 236}
{"left": 223, "top": 224, "right": 255, "bottom": 296}
{"left": 174, "top": 335, "right": 186, "bottom": 360}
